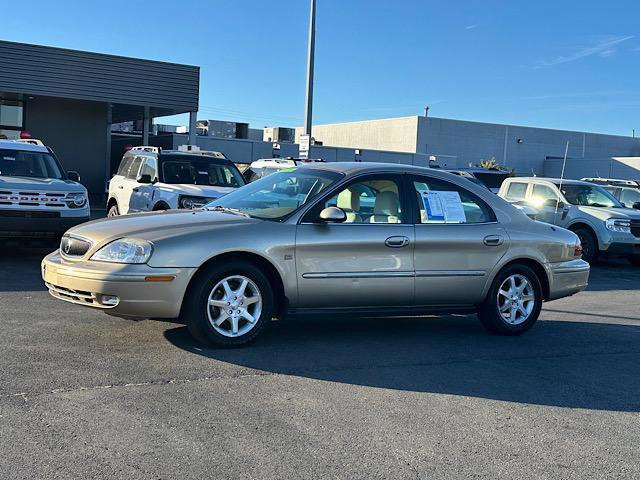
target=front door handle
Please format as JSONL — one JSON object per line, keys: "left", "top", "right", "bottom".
{"left": 483, "top": 235, "right": 504, "bottom": 246}
{"left": 385, "top": 236, "right": 410, "bottom": 248}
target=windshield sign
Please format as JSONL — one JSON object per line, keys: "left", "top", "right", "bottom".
{"left": 207, "top": 169, "right": 343, "bottom": 220}
{"left": 0, "top": 149, "right": 63, "bottom": 179}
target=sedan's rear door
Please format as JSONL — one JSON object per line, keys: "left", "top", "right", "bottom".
{"left": 411, "top": 174, "right": 509, "bottom": 306}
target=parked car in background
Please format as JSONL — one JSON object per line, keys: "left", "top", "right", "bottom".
{"left": 107, "top": 146, "right": 245, "bottom": 216}
{"left": 0, "top": 139, "right": 89, "bottom": 239}
{"left": 443, "top": 167, "right": 512, "bottom": 193}
{"left": 602, "top": 185, "right": 640, "bottom": 210}
{"left": 582, "top": 177, "right": 640, "bottom": 188}
{"left": 243, "top": 158, "right": 325, "bottom": 182}
{"left": 499, "top": 177, "right": 640, "bottom": 265}
{"left": 43, "top": 162, "right": 588, "bottom": 347}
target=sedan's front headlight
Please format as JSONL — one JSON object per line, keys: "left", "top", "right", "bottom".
{"left": 65, "top": 192, "right": 87, "bottom": 208}
{"left": 91, "top": 238, "right": 153, "bottom": 264}
{"left": 605, "top": 218, "right": 631, "bottom": 233}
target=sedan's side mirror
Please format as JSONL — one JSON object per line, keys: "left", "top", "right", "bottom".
{"left": 319, "top": 206, "right": 347, "bottom": 223}
{"left": 137, "top": 173, "right": 153, "bottom": 184}
{"left": 633, "top": 202, "right": 640, "bottom": 210}
{"left": 67, "top": 171, "right": 80, "bottom": 182}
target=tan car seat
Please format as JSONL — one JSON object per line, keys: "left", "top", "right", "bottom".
{"left": 369, "top": 191, "right": 401, "bottom": 223}
{"left": 336, "top": 188, "right": 362, "bottom": 223}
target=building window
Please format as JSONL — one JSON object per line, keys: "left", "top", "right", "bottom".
{"left": 0, "top": 100, "right": 24, "bottom": 139}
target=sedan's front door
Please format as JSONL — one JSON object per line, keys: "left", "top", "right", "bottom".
{"left": 295, "top": 174, "right": 415, "bottom": 308}
{"left": 411, "top": 175, "right": 509, "bottom": 305}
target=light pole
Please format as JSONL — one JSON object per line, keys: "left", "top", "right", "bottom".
{"left": 303, "top": 0, "right": 316, "bottom": 136}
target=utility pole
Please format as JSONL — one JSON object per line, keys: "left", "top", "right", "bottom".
{"left": 303, "top": 0, "right": 316, "bottom": 136}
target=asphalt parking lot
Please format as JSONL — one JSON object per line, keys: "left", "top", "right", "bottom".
{"left": 1, "top": 248, "right": 639, "bottom": 479}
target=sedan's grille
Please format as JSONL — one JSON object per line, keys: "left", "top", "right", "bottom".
{"left": 60, "top": 235, "right": 92, "bottom": 257}
{"left": 631, "top": 220, "right": 640, "bottom": 238}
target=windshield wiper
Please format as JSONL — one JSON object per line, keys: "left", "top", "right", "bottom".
{"left": 204, "top": 205, "right": 251, "bottom": 218}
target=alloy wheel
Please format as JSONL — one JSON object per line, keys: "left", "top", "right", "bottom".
{"left": 206, "top": 275, "right": 263, "bottom": 337}
{"left": 496, "top": 274, "right": 535, "bottom": 325}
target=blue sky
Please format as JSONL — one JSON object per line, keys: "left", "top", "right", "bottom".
{"left": 2, "top": 0, "right": 639, "bottom": 135}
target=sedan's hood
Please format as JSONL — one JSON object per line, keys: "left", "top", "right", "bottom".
{"left": 157, "top": 183, "right": 235, "bottom": 199}
{"left": 578, "top": 205, "right": 640, "bottom": 220}
{"left": 67, "top": 210, "right": 260, "bottom": 246}
{"left": 0, "top": 175, "right": 85, "bottom": 192}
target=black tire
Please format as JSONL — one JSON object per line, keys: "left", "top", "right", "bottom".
{"left": 628, "top": 255, "right": 640, "bottom": 267}
{"left": 573, "top": 227, "right": 598, "bottom": 264}
{"left": 153, "top": 202, "right": 169, "bottom": 211}
{"left": 183, "top": 260, "right": 274, "bottom": 347}
{"left": 107, "top": 204, "right": 119, "bottom": 217}
{"left": 478, "top": 264, "right": 543, "bottom": 335}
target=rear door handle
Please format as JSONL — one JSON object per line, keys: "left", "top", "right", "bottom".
{"left": 385, "top": 236, "right": 410, "bottom": 248}
{"left": 483, "top": 235, "right": 504, "bottom": 246}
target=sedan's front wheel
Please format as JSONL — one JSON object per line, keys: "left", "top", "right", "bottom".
{"left": 184, "top": 260, "right": 274, "bottom": 347}
{"left": 478, "top": 264, "right": 543, "bottom": 335}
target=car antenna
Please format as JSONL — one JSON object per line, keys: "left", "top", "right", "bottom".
{"left": 531, "top": 168, "right": 536, "bottom": 177}
{"left": 555, "top": 141, "right": 569, "bottom": 216}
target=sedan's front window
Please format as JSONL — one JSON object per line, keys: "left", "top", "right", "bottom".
{"left": 559, "top": 184, "right": 622, "bottom": 208}
{"left": 207, "top": 168, "right": 343, "bottom": 220}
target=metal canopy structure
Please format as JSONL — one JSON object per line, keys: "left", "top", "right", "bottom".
{"left": 0, "top": 40, "right": 199, "bottom": 122}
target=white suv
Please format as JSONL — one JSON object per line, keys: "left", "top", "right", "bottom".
{"left": 107, "top": 146, "right": 246, "bottom": 216}
{"left": 0, "top": 139, "right": 89, "bottom": 239}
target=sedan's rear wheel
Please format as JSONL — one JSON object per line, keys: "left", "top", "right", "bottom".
{"left": 478, "top": 264, "right": 543, "bottom": 335}
{"left": 184, "top": 260, "right": 273, "bottom": 347}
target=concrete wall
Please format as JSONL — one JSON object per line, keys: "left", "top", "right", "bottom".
{"left": 292, "top": 115, "right": 640, "bottom": 176}
{"left": 26, "top": 96, "right": 108, "bottom": 194}
{"left": 420, "top": 117, "right": 640, "bottom": 176}
{"left": 145, "top": 133, "right": 430, "bottom": 167}
{"left": 168, "top": 134, "right": 300, "bottom": 162}
{"left": 544, "top": 157, "right": 640, "bottom": 180}
{"left": 296, "top": 116, "right": 419, "bottom": 153}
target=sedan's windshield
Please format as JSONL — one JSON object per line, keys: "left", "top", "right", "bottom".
{"left": 207, "top": 168, "right": 343, "bottom": 220}
{"left": 161, "top": 156, "right": 245, "bottom": 187}
{"left": 559, "top": 184, "right": 622, "bottom": 208}
{"left": 0, "top": 149, "right": 63, "bottom": 179}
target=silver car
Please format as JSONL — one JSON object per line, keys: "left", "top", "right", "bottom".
{"left": 42, "top": 163, "right": 589, "bottom": 346}
{"left": 499, "top": 177, "right": 640, "bottom": 265}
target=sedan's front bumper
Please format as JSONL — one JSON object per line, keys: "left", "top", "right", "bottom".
{"left": 547, "top": 259, "right": 590, "bottom": 301}
{"left": 41, "top": 251, "right": 196, "bottom": 319}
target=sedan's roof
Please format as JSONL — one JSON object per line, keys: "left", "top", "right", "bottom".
{"left": 299, "top": 161, "right": 433, "bottom": 175}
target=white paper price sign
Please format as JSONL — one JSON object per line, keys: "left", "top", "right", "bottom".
{"left": 418, "top": 190, "right": 467, "bottom": 223}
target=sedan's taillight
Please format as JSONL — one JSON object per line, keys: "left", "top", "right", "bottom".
{"left": 574, "top": 240, "right": 583, "bottom": 258}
